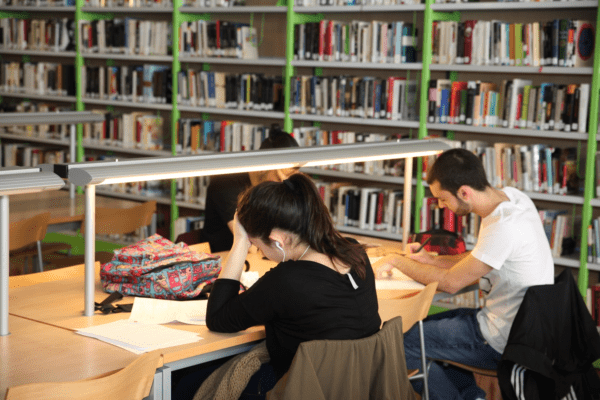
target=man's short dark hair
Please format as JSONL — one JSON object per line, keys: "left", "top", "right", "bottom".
{"left": 427, "top": 148, "right": 491, "bottom": 195}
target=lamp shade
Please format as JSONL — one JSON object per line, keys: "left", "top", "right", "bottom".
{"left": 53, "top": 139, "right": 451, "bottom": 186}
{"left": 0, "top": 166, "right": 65, "bottom": 196}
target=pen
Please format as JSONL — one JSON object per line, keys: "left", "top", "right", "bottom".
{"left": 414, "top": 236, "right": 432, "bottom": 253}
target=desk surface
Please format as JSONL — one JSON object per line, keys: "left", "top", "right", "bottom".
{"left": 4, "top": 245, "right": 448, "bottom": 398}
{"left": 1, "top": 314, "right": 141, "bottom": 398}
{"left": 9, "top": 190, "right": 144, "bottom": 224}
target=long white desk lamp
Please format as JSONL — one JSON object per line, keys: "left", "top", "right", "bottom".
{"left": 50, "top": 139, "right": 451, "bottom": 316}
{"left": 0, "top": 111, "right": 105, "bottom": 199}
{"left": 0, "top": 167, "right": 65, "bottom": 336}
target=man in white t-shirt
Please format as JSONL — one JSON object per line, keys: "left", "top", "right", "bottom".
{"left": 378, "top": 148, "right": 554, "bottom": 400}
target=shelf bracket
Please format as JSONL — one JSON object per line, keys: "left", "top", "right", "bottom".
{"left": 79, "top": 11, "right": 114, "bottom": 21}
{"left": 292, "top": 13, "right": 324, "bottom": 26}
{"left": 178, "top": 12, "right": 211, "bottom": 22}
{"left": 431, "top": 11, "right": 460, "bottom": 22}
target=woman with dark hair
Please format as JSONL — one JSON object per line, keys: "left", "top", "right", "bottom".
{"left": 206, "top": 172, "right": 381, "bottom": 390}
{"left": 177, "top": 124, "right": 299, "bottom": 252}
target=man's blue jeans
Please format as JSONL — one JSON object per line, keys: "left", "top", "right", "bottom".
{"left": 403, "top": 307, "right": 502, "bottom": 400}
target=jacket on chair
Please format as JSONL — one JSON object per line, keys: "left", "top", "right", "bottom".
{"left": 498, "top": 269, "right": 600, "bottom": 400}
{"left": 267, "top": 316, "right": 417, "bottom": 400}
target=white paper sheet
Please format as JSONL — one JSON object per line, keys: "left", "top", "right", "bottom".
{"left": 76, "top": 320, "right": 202, "bottom": 354}
{"left": 129, "top": 297, "right": 208, "bottom": 325}
{"left": 371, "top": 256, "right": 425, "bottom": 290}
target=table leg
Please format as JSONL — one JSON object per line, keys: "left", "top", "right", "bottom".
{"left": 0, "top": 195, "right": 8, "bottom": 336}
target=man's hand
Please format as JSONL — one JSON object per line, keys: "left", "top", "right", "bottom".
{"left": 405, "top": 242, "right": 436, "bottom": 265}
{"left": 373, "top": 255, "right": 400, "bottom": 279}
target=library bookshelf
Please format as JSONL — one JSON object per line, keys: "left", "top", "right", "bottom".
{"left": 1, "top": 0, "right": 599, "bottom": 295}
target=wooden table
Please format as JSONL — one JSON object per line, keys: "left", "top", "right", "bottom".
{"left": 5, "top": 249, "right": 425, "bottom": 400}
{"left": 9, "top": 190, "right": 146, "bottom": 232}
{"left": 0, "top": 314, "right": 142, "bottom": 399}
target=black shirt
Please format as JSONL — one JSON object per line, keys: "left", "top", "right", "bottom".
{"left": 202, "top": 173, "right": 252, "bottom": 252}
{"left": 206, "top": 257, "right": 381, "bottom": 379}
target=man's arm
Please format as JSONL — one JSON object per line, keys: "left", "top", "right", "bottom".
{"left": 378, "top": 253, "right": 492, "bottom": 294}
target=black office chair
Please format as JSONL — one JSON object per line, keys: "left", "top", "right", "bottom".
{"left": 497, "top": 269, "right": 600, "bottom": 399}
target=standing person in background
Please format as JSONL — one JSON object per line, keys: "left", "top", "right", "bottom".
{"left": 377, "top": 148, "right": 554, "bottom": 400}
{"left": 176, "top": 124, "right": 299, "bottom": 252}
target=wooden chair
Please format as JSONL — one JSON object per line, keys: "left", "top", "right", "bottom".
{"left": 9, "top": 212, "right": 72, "bottom": 274}
{"left": 5, "top": 349, "right": 162, "bottom": 400}
{"left": 47, "top": 201, "right": 157, "bottom": 268}
{"left": 393, "top": 282, "right": 439, "bottom": 400}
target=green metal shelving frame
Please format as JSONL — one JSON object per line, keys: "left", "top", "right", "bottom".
{"left": 2, "top": 0, "right": 600, "bottom": 296}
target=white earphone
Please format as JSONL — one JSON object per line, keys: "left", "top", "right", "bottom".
{"left": 275, "top": 242, "right": 285, "bottom": 262}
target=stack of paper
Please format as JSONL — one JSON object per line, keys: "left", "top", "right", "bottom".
{"left": 76, "top": 320, "right": 203, "bottom": 354}
{"left": 129, "top": 297, "right": 208, "bottom": 325}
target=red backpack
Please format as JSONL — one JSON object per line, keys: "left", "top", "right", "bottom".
{"left": 408, "top": 229, "right": 466, "bottom": 255}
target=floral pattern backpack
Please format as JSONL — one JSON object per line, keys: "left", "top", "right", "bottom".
{"left": 100, "top": 234, "right": 221, "bottom": 300}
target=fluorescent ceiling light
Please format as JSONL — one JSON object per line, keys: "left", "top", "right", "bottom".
{"left": 56, "top": 139, "right": 451, "bottom": 186}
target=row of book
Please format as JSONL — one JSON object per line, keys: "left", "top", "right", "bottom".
{"left": 173, "top": 215, "right": 205, "bottom": 240}
{"left": 85, "top": 0, "right": 173, "bottom": 6}
{"left": 432, "top": 19, "right": 595, "bottom": 67}
{"left": 541, "top": 209, "right": 576, "bottom": 259}
{"left": 82, "top": 110, "right": 166, "bottom": 150}
{"left": 293, "top": 128, "right": 410, "bottom": 176}
{"left": 293, "top": 20, "right": 418, "bottom": 64}
{"left": 176, "top": 119, "right": 273, "bottom": 154}
{"left": 290, "top": 75, "right": 419, "bottom": 121}
{"left": 419, "top": 195, "right": 480, "bottom": 243}
{"left": 177, "top": 70, "right": 284, "bottom": 111}
{"left": 0, "top": 0, "right": 74, "bottom": 5}
{"left": 427, "top": 79, "right": 590, "bottom": 134}
{"left": 0, "top": 102, "right": 76, "bottom": 139}
{"left": 435, "top": 0, "right": 587, "bottom": 3}
{"left": 1, "top": 143, "right": 69, "bottom": 167}
{"left": 1, "top": 62, "right": 76, "bottom": 96}
{"left": 181, "top": 0, "right": 244, "bottom": 7}
{"left": 0, "top": 0, "right": 172, "bottom": 5}
{"left": 179, "top": 21, "right": 258, "bottom": 59}
{"left": 295, "top": 0, "right": 421, "bottom": 6}
{"left": 0, "top": 19, "right": 75, "bottom": 52}
{"left": 0, "top": 102, "right": 169, "bottom": 152}
{"left": 588, "top": 217, "right": 600, "bottom": 265}
{"left": 82, "top": 65, "right": 172, "bottom": 104}
{"left": 316, "top": 183, "right": 407, "bottom": 235}
{"left": 79, "top": 19, "right": 171, "bottom": 56}
{"left": 460, "top": 140, "right": 582, "bottom": 195}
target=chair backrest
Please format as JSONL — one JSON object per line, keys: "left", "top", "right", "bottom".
{"left": 82, "top": 201, "right": 156, "bottom": 235}
{"left": 268, "top": 316, "right": 417, "bottom": 400}
{"left": 9, "top": 212, "right": 51, "bottom": 252}
{"left": 6, "top": 349, "right": 162, "bottom": 400}
{"left": 393, "top": 282, "right": 438, "bottom": 333}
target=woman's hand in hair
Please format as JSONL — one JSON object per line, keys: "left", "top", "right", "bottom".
{"left": 232, "top": 212, "right": 251, "bottom": 252}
